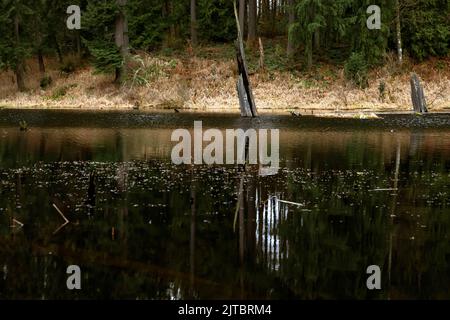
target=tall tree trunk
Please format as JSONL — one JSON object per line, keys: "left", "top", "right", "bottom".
{"left": 169, "top": 1, "right": 176, "bottom": 42}
{"left": 36, "top": 24, "right": 45, "bottom": 75}
{"left": 76, "top": 31, "right": 82, "bottom": 58}
{"left": 53, "top": 35, "right": 63, "bottom": 64}
{"left": 37, "top": 49, "right": 45, "bottom": 74}
{"left": 190, "top": 0, "right": 197, "bottom": 46}
{"left": 248, "top": 0, "right": 257, "bottom": 45}
{"left": 14, "top": 14, "right": 25, "bottom": 92}
{"left": 271, "top": 0, "right": 277, "bottom": 36}
{"left": 305, "top": 5, "right": 314, "bottom": 70}
{"left": 115, "top": 0, "right": 129, "bottom": 83}
{"left": 395, "top": 0, "right": 403, "bottom": 65}
{"left": 286, "top": 0, "right": 296, "bottom": 58}
{"left": 306, "top": 34, "right": 313, "bottom": 70}
{"left": 239, "top": 0, "right": 246, "bottom": 39}
{"left": 262, "top": 0, "right": 270, "bottom": 35}
{"left": 314, "top": 29, "right": 320, "bottom": 51}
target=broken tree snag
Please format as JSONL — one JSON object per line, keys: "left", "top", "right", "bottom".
{"left": 258, "top": 37, "right": 265, "bottom": 70}
{"left": 410, "top": 73, "right": 428, "bottom": 113}
{"left": 234, "top": 1, "right": 258, "bottom": 118}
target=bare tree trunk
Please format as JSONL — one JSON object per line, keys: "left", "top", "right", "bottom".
{"left": 395, "top": 0, "right": 403, "bottom": 65}
{"left": 271, "top": 0, "right": 277, "bottom": 36}
{"left": 190, "top": 0, "right": 197, "bottom": 46}
{"left": 36, "top": 26, "right": 45, "bottom": 75}
{"left": 248, "top": 0, "right": 257, "bottom": 45}
{"left": 76, "top": 31, "right": 82, "bottom": 58}
{"left": 306, "top": 35, "right": 313, "bottom": 70}
{"left": 115, "top": 0, "right": 129, "bottom": 83}
{"left": 169, "top": 1, "right": 176, "bottom": 41}
{"left": 314, "top": 29, "right": 320, "bottom": 51}
{"left": 14, "top": 14, "right": 25, "bottom": 91}
{"left": 53, "top": 35, "right": 63, "bottom": 63}
{"left": 305, "top": 5, "right": 314, "bottom": 70}
{"left": 286, "top": 0, "right": 296, "bottom": 58}
{"left": 37, "top": 49, "right": 45, "bottom": 74}
{"left": 239, "top": 0, "right": 246, "bottom": 39}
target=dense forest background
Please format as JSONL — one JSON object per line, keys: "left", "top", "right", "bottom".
{"left": 0, "top": 0, "right": 449, "bottom": 111}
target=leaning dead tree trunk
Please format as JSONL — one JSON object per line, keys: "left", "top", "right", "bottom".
{"left": 410, "top": 73, "right": 428, "bottom": 113}
{"left": 234, "top": 1, "right": 258, "bottom": 118}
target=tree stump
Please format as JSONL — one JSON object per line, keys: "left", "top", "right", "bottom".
{"left": 237, "top": 74, "right": 253, "bottom": 117}
{"left": 410, "top": 73, "right": 428, "bottom": 113}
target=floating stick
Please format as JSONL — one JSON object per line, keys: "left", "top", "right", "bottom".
{"left": 52, "top": 203, "right": 69, "bottom": 234}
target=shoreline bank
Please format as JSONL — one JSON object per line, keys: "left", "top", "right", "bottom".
{"left": 2, "top": 105, "right": 450, "bottom": 119}
{"left": 1, "top": 49, "right": 449, "bottom": 117}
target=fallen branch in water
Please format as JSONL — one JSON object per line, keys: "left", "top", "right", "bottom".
{"left": 11, "top": 218, "right": 24, "bottom": 229}
{"left": 277, "top": 199, "right": 305, "bottom": 207}
{"left": 369, "top": 188, "right": 398, "bottom": 192}
{"left": 52, "top": 203, "right": 70, "bottom": 234}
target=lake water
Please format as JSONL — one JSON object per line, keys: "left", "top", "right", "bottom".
{"left": 0, "top": 109, "right": 449, "bottom": 299}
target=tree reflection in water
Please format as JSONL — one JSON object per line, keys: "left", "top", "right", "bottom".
{"left": 0, "top": 115, "right": 449, "bottom": 299}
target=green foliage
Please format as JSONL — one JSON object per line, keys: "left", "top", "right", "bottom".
{"left": 126, "top": 55, "right": 176, "bottom": 87}
{"left": 0, "top": 0, "right": 449, "bottom": 91}
{"left": 40, "top": 74, "right": 53, "bottom": 89}
{"left": 403, "top": 0, "right": 450, "bottom": 60}
{"left": 50, "top": 87, "right": 68, "bottom": 100}
{"left": 198, "top": 0, "right": 236, "bottom": 42}
{"left": 378, "top": 80, "right": 386, "bottom": 101}
{"left": 344, "top": 52, "right": 369, "bottom": 88}
{"left": 0, "top": 0, "right": 33, "bottom": 71}
{"left": 59, "top": 58, "right": 78, "bottom": 74}
{"left": 83, "top": 0, "right": 122, "bottom": 75}
{"left": 128, "top": 0, "right": 167, "bottom": 50}
{"left": 87, "top": 40, "right": 123, "bottom": 74}
{"left": 50, "top": 84, "right": 77, "bottom": 100}
{"left": 348, "top": 1, "right": 392, "bottom": 66}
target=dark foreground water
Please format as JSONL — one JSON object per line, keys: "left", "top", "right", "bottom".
{"left": 0, "top": 109, "right": 449, "bottom": 300}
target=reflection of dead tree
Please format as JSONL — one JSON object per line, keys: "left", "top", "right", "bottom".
{"left": 239, "top": 173, "right": 245, "bottom": 299}
{"left": 409, "top": 130, "right": 424, "bottom": 157}
{"left": 189, "top": 166, "right": 196, "bottom": 298}
{"left": 388, "top": 140, "right": 401, "bottom": 296}
{"left": 117, "top": 163, "right": 129, "bottom": 193}
{"left": 116, "top": 163, "right": 129, "bottom": 253}
{"left": 86, "top": 171, "right": 96, "bottom": 216}
{"left": 246, "top": 175, "right": 257, "bottom": 265}
{"left": 232, "top": 136, "right": 259, "bottom": 298}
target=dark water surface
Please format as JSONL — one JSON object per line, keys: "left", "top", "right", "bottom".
{"left": 0, "top": 109, "right": 449, "bottom": 299}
